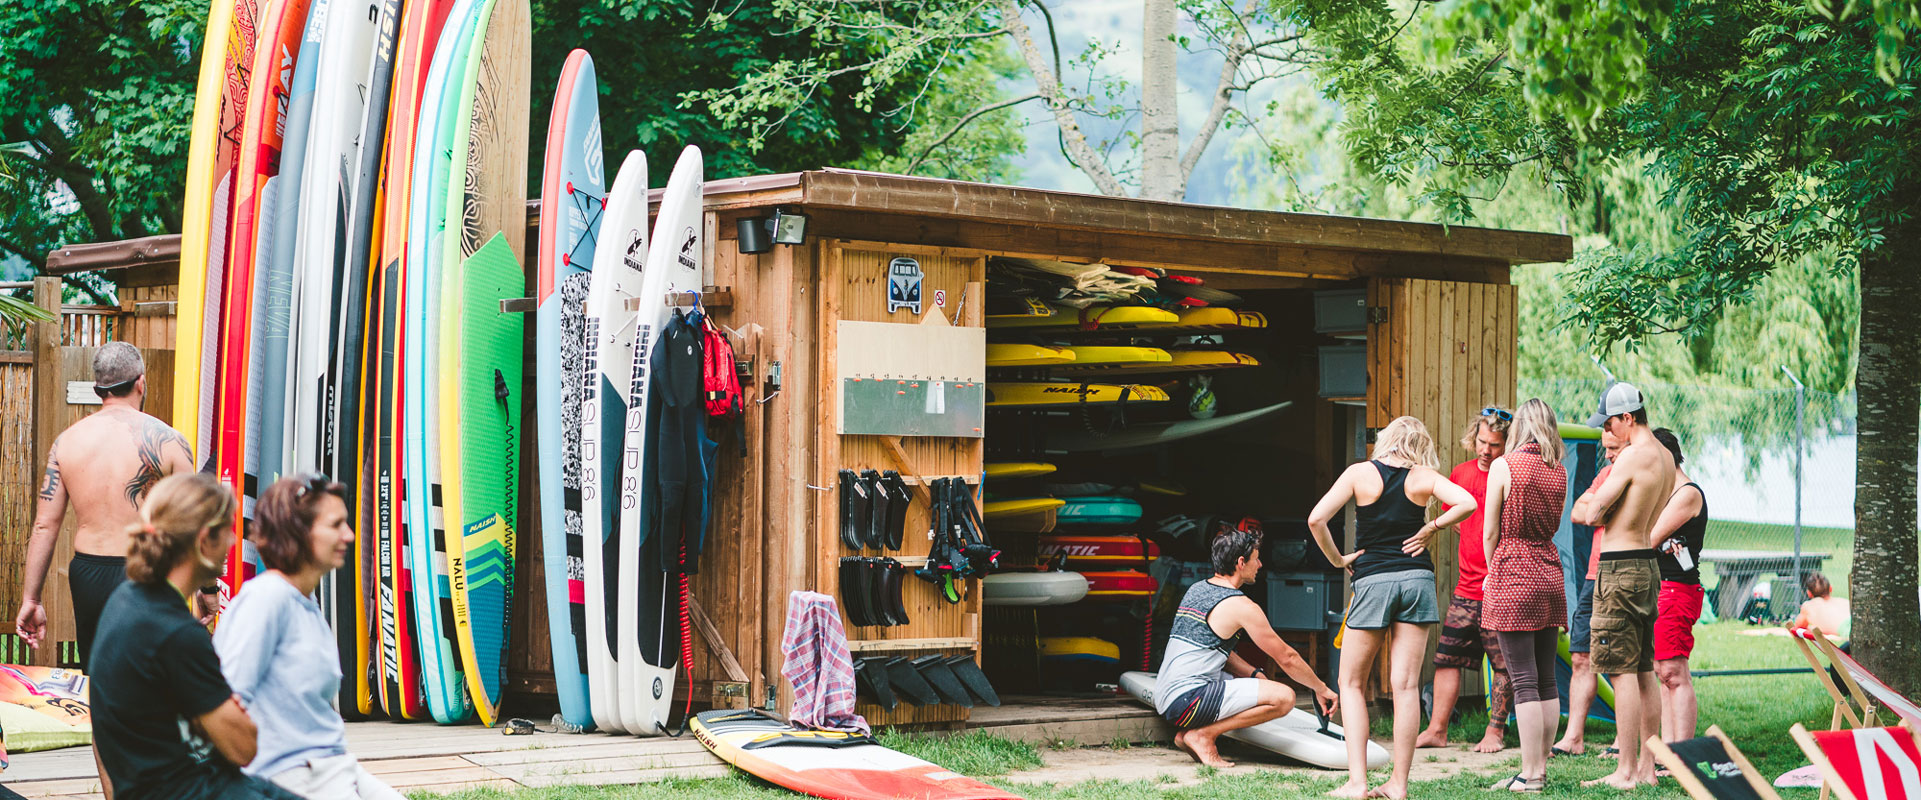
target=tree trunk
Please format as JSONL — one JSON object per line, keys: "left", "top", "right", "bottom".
{"left": 1140, "top": 0, "right": 1181, "bottom": 201}
{"left": 1851, "top": 226, "right": 1921, "bottom": 696}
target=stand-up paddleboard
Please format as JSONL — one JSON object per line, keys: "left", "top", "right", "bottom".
{"left": 336, "top": 0, "right": 404, "bottom": 720}
{"left": 178, "top": 0, "right": 254, "bottom": 608}
{"left": 1047, "top": 401, "right": 1292, "bottom": 453}
{"left": 985, "top": 383, "right": 1170, "bottom": 408}
{"left": 982, "top": 498, "right": 1065, "bottom": 520}
{"left": 1041, "top": 636, "right": 1118, "bottom": 666}
{"left": 982, "top": 571, "right": 1087, "bottom": 606}
{"left": 1056, "top": 351, "right": 1259, "bottom": 378}
{"left": 1079, "top": 570, "right": 1154, "bottom": 600}
{"left": 983, "top": 462, "right": 1056, "bottom": 480}
{"left": 176, "top": 0, "right": 257, "bottom": 475}
{"left": 286, "top": 0, "right": 380, "bottom": 718}
{"left": 1037, "top": 535, "right": 1158, "bottom": 567}
{"left": 1168, "top": 307, "right": 1267, "bottom": 332}
{"left": 1055, "top": 496, "right": 1142, "bottom": 526}
{"left": 370, "top": 0, "right": 456, "bottom": 722}
{"left": 256, "top": 0, "right": 330, "bottom": 506}
{"left": 986, "top": 305, "right": 1176, "bottom": 330}
{"left": 405, "top": 0, "right": 489, "bottom": 725}
{"left": 1119, "top": 671, "right": 1386, "bottom": 769}
{"left": 620, "top": 145, "right": 704, "bottom": 737}
{"left": 1056, "top": 346, "right": 1170, "bottom": 366}
{"left": 691, "top": 709, "right": 1025, "bottom": 800}
{"left": 536, "top": 48, "right": 604, "bottom": 730}
{"left": 438, "top": 0, "right": 530, "bottom": 727}
{"left": 581, "top": 150, "right": 649, "bottom": 734}
{"left": 214, "top": 0, "right": 311, "bottom": 617}
{"left": 985, "top": 344, "right": 1075, "bottom": 367}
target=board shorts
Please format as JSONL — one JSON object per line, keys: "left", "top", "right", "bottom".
{"left": 1434, "top": 595, "right": 1505, "bottom": 670}
{"left": 69, "top": 552, "right": 127, "bottom": 671}
{"left": 1161, "top": 674, "right": 1262, "bottom": 729}
{"left": 1590, "top": 551, "right": 1659, "bottom": 675}
{"left": 1346, "top": 569, "right": 1439, "bottom": 630}
{"left": 1654, "top": 581, "right": 1705, "bottom": 661}
{"left": 1569, "top": 578, "right": 1596, "bottom": 653}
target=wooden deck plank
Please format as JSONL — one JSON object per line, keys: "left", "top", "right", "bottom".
{"left": 509, "top": 763, "right": 735, "bottom": 788}
{"left": 462, "top": 739, "right": 711, "bottom": 766}
{"left": 485, "top": 750, "right": 725, "bottom": 781}
{"left": 378, "top": 765, "right": 515, "bottom": 789}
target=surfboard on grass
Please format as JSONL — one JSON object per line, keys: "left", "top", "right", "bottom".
{"left": 405, "top": 0, "right": 490, "bottom": 725}
{"left": 692, "top": 709, "right": 1024, "bottom": 800}
{"left": 438, "top": 0, "right": 530, "bottom": 727}
{"left": 581, "top": 149, "right": 649, "bottom": 734}
{"left": 371, "top": 0, "right": 457, "bottom": 723}
{"left": 620, "top": 145, "right": 704, "bottom": 737}
{"left": 536, "top": 48, "right": 604, "bottom": 730}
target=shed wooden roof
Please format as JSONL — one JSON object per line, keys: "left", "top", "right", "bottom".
{"left": 44, "top": 169, "right": 1570, "bottom": 278}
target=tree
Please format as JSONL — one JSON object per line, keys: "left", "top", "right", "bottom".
{"left": 690, "top": 0, "right": 1325, "bottom": 201}
{"left": 1306, "top": 0, "right": 1920, "bottom": 691}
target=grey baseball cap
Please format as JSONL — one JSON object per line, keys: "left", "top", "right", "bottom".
{"left": 92, "top": 341, "right": 144, "bottom": 393}
{"left": 1586, "top": 381, "right": 1644, "bottom": 427}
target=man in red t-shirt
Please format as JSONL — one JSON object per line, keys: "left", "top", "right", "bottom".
{"left": 1417, "top": 407, "right": 1512, "bottom": 752}
{"left": 1552, "top": 428, "right": 1625, "bottom": 757}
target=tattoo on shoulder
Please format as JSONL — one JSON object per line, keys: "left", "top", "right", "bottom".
{"left": 38, "top": 443, "right": 60, "bottom": 503}
{"left": 125, "top": 420, "right": 190, "bottom": 506}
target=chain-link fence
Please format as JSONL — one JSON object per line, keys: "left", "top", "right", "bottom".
{"left": 1523, "top": 377, "right": 1858, "bottom": 622}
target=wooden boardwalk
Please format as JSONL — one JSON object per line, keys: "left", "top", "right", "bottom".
{"left": 1, "top": 697, "right": 1170, "bottom": 798}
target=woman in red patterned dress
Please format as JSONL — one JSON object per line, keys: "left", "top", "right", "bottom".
{"left": 1480, "top": 398, "right": 1570, "bottom": 792}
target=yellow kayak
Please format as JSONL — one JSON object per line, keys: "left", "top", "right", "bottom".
{"left": 987, "top": 343, "right": 1077, "bottom": 367}
{"left": 987, "top": 382, "right": 1172, "bottom": 407}
{"left": 1057, "top": 350, "right": 1259, "bottom": 377}
{"left": 987, "top": 305, "right": 1178, "bottom": 330}
{"left": 985, "top": 462, "right": 1058, "bottom": 479}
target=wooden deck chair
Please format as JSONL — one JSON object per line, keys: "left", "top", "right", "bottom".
{"left": 1790, "top": 722, "right": 1921, "bottom": 800}
{"left": 1813, "top": 632, "right": 1921, "bottom": 729}
{"left": 1646, "top": 725, "right": 1783, "bottom": 800}
{"left": 1793, "top": 627, "right": 1876, "bottom": 731}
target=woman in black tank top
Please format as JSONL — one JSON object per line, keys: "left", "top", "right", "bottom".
{"left": 1649, "top": 429, "right": 1708, "bottom": 746}
{"left": 1307, "top": 416, "right": 1479, "bottom": 799}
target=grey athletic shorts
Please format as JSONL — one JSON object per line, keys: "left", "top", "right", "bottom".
{"left": 1347, "top": 569, "right": 1440, "bottom": 630}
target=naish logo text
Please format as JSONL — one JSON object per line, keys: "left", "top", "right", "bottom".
{"left": 677, "top": 227, "right": 697, "bottom": 268}
{"left": 624, "top": 230, "right": 644, "bottom": 271}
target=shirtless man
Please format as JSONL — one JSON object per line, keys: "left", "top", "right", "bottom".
{"left": 1570, "top": 383, "right": 1675, "bottom": 790}
{"left": 16, "top": 343, "right": 194, "bottom": 670}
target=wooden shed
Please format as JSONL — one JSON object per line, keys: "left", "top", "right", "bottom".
{"left": 27, "top": 169, "right": 1569, "bottom": 728}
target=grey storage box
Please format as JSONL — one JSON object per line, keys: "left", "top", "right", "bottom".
{"left": 1318, "top": 344, "right": 1367, "bottom": 398}
{"left": 1313, "top": 289, "right": 1368, "bottom": 333}
{"left": 1266, "top": 571, "right": 1343, "bottom": 631}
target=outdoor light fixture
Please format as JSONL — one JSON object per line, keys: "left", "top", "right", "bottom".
{"left": 736, "top": 208, "right": 810, "bottom": 255}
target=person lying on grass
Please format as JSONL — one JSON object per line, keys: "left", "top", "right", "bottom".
{"left": 1152, "top": 519, "right": 1339, "bottom": 769}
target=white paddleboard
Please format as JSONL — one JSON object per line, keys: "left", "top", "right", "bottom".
{"left": 619, "top": 144, "right": 703, "bottom": 736}
{"left": 1119, "top": 670, "right": 1387, "bottom": 769}
{"left": 581, "top": 149, "right": 648, "bottom": 734}
{"left": 982, "top": 572, "right": 1088, "bottom": 606}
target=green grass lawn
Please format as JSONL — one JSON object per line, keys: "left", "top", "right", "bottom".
{"left": 418, "top": 622, "right": 1850, "bottom": 799}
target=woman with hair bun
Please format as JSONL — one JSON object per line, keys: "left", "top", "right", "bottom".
{"left": 1308, "top": 415, "right": 1477, "bottom": 800}
{"left": 88, "top": 473, "right": 299, "bottom": 800}
{"left": 213, "top": 474, "right": 403, "bottom": 800}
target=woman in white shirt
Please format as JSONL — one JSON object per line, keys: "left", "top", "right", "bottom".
{"left": 213, "top": 474, "right": 402, "bottom": 800}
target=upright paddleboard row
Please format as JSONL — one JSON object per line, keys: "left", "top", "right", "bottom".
{"left": 174, "top": 2, "right": 702, "bottom": 732}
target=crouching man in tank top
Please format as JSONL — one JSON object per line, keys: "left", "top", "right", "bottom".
{"left": 1153, "top": 521, "right": 1339, "bottom": 768}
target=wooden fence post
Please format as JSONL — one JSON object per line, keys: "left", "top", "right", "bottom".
{"left": 29, "top": 276, "right": 66, "bottom": 667}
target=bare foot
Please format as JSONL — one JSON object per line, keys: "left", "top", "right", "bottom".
{"left": 1472, "top": 729, "right": 1507, "bottom": 753}
{"left": 1583, "top": 773, "right": 1642, "bottom": 790}
{"left": 1185, "top": 732, "right": 1236, "bottom": 768}
{"left": 1326, "top": 780, "right": 1371, "bottom": 798}
{"left": 1414, "top": 728, "right": 1450, "bottom": 748}
{"left": 1365, "top": 782, "right": 1408, "bottom": 800}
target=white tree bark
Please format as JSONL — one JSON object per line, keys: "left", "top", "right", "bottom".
{"left": 996, "top": 0, "right": 1127, "bottom": 196}
{"left": 1140, "top": 0, "right": 1181, "bottom": 201}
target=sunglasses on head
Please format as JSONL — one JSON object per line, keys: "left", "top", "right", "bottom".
{"left": 1480, "top": 406, "right": 1513, "bottom": 422}
{"left": 294, "top": 472, "right": 333, "bottom": 500}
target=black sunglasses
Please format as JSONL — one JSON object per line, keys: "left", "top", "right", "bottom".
{"left": 1480, "top": 406, "right": 1513, "bottom": 422}
{"left": 294, "top": 472, "right": 335, "bottom": 500}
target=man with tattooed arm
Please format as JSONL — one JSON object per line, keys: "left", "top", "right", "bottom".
{"left": 16, "top": 342, "right": 195, "bottom": 670}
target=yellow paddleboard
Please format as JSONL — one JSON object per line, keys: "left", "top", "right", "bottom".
{"left": 1058, "top": 346, "right": 1172, "bottom": 365}
{"left": 984, "top": 497, "right": 1066, "bottom": 519}
{"left": 985, "top": 462, "right": 1058, "bottom": 480}
{"left": 987, "top": 382, "right": 1171, "bottom": 407}
{"left": 987, "top": 343, "right": 1076, "bottom": 366}
{"left": 1170, "top": 307, "right": 1267, "bottom": 331}
{"left": 175, "top": 0, "right": 250, "bottom": 465}
{"left": 1057, "top": 350, "right": 1259, "bottom": 377}
{"left": 987, "top": 305, "right": 1178, "bottom": 330}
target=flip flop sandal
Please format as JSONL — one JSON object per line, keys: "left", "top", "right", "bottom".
{"left": 1488, "top": 774, "right": 1543, "bottom": 793}
{"left": 1550, "top": 746, "right": 1573, "bottom": 758}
